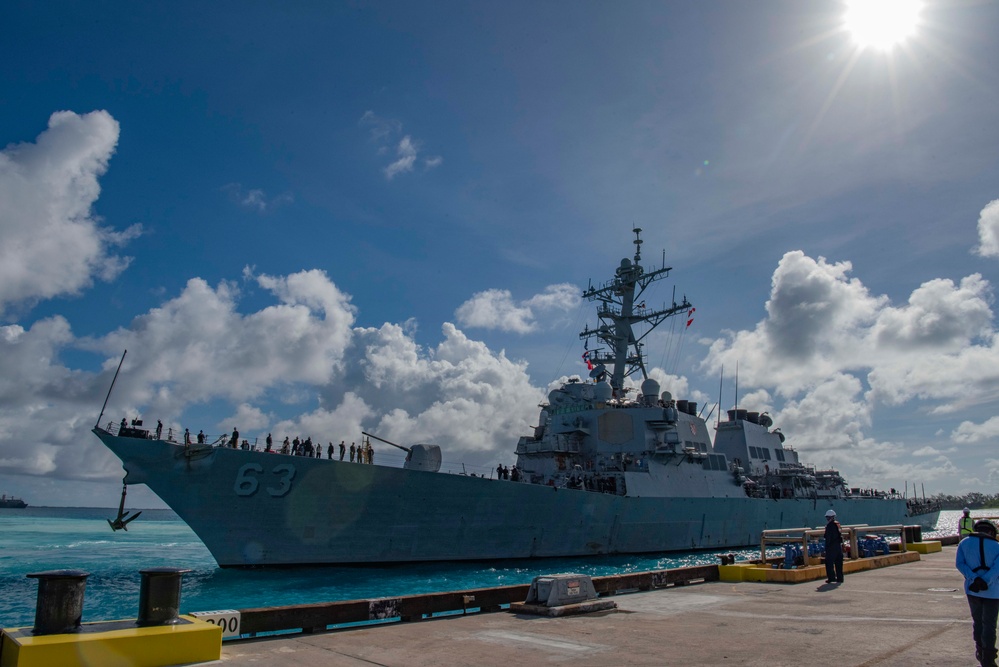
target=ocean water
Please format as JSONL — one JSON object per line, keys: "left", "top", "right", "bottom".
{"left": 0, "top": 506, "right": 956, "bottom": 629}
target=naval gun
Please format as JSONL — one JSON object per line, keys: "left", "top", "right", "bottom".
{"left": 362, "top": 432, "right": 442, "bottom": 472}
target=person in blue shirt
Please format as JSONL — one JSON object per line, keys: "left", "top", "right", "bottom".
{"left": 956, "top": 519, "right": 999, "bottom": 667}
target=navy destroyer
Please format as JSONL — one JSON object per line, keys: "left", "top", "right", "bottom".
{"left": 92, "top": 229, "right": 938, "bottom": 566}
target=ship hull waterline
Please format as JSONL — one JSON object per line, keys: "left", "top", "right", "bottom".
{"left": 95, "top": 429, "right": 938, "bottom": 568}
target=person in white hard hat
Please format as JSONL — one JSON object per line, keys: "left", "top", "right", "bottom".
{"left": 962, "top": 508, "right": 976, "bottom": 538}
{"left": 824, "top": 509, "right": 844, "bottom": 584}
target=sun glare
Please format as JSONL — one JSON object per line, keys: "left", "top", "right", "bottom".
{"left": 844, "top": 0, "right": 922, "bottom": 51}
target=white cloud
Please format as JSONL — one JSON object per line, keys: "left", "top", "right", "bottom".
{"left": 218, "top": 403, "right": 269, "bottom": 434}
{"left": 952, "top": 416, "right": 999, "bottom": 444}
{"left": 360, "top": 111, "right": 442, "bottom": 181}
{"left": 872, "top": 275, "right": 992, "bottom": 352}
{"left": 353, "top": 322, "right": 542, "bottom": 458}
{"left": 359, "top": 110, "right": 401, "bottom": 143}
{"left": 455, "top": 283, "right": 579, "bottom": 333}
{"left": 385, "top": 136, "right": 418, "bottom": 180}
{"left": 0, "top": 110, "right": 139, "bottom": 315}
{"left": 705, "top": 250, "right": 999, "bottom": 407}
{"left": 974, "top": 199, "right": 999, "bottom": 258}
{"left": 272, "top": 392, "right": 376, "bottom": 451}
{"left": 702, "top": 248, "right": 999, "bottom": 489}
{"left": 84, "top": 268, "right": 358, "bottom": 415}
{"left": 0, "top": 265, "right": 543, "bottom": 485}
{"left": 221, "top": 183, "right": 293, "bottom": 212}
{"left": 703, "top": 251, "right": 885, "bottom": 395}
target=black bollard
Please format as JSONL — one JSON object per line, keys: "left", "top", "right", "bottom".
{"left": 26, "top": 570, "right": 89, "bottom": 635}
{"left": 136, "top": 567, "right": 192, "bottom": 626}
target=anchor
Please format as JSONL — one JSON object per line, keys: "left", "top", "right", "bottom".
{"left": 108, "top": 482, "right": 141, "bottom": 531}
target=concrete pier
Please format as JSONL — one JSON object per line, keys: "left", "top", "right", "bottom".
{"left": 214, "top": 547, "right": 972, "bottom": 666}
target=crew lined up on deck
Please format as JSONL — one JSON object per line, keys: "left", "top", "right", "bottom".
{"left": 115, "top": 417, "right": 512, "bottom": 477}
{"left": 114, "top": 418, "right": 382, "bottom": 463}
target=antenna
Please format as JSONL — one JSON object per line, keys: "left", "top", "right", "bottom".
{"left": 734, "top": 360, "right": 739, "bottom": 416}
{"left": 717, "top": 365, "right": 724, "bottom": 428}
{"left": 96, "top": 349, "right": 127, "bottom": 429}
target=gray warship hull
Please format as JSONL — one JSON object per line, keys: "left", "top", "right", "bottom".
{"left": 94, "top": 429, "right": 936, "bottom": 567}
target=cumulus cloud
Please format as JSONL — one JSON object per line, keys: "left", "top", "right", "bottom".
{"left": 975, "top": 199, "right": 999, "bottom": 258}
{"left": 704, "top": 252, "right": 884, "bottom": 395}
{"left": 359, "top": 111, "right": 442, "bottom": 180}
{"left": 86, "top": 268, "right": 358, "bottom": 415}
{"left": 0, "top": 110, "right": 140, "bottom": 316}
{"left": 706, "top": 251, "right": 997, "bottom": 404}
{"left": 951, "top": 416, "right": 999, "bottom": 444}
{"left": 348, "top": 322, "right": 541, "bottom": 458}
{"left": 0, "top": 265, "right": 542, "bottom": 484}
{"left": 872, "top": 275, "right": 992, "bottom": 351}
{"left": 703, "top": 248, "right": 999, "bottom": 489}
{"left": 219, "top": 403, "right": 270, "bottom": 434}
{"left": 455, "top": 283, "right": 579, "bottom": 333}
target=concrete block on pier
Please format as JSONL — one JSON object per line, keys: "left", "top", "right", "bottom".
{"left": 908, "top": 541, "right": 942, "bottom": 554}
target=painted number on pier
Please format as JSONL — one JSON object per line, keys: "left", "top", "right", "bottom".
{"left": 191, "top": 610, "right": 241, "bottom": 637}
{"left": 234, "top": 463, "right": 296, "bottom": 498}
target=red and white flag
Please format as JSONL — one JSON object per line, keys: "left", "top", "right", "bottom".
{"left": 582, "top": 350, "right": 594, "bottom": 370}
{"left": 686, "top": 307, "right": 695, "bottom": 328}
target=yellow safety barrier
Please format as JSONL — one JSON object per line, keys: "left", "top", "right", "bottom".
{"left": 0, "top": 616, "right": 221, "bottom": 667}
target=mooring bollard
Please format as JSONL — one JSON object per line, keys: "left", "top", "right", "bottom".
{"left": 26, "top": 569, "right": 89, "bottom": 635}
{"left": 136, "top": 567, "right": 192, "bottom": 626}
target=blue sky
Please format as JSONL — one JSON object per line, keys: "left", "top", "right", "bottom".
{"left": 1, "top": 1, "right": 998, "bottom": 507}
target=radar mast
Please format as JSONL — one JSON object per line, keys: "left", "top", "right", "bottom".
{"left": 579, "top": 228, "right": 693, "bottom": 394}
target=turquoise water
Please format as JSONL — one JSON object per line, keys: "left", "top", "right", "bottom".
{"left": 0, "top": 506, "right": 954, "bottom": 629}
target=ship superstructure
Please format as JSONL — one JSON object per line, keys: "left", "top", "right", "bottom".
{"left": 514, "top": 229, "right": 859, "bottom": 504}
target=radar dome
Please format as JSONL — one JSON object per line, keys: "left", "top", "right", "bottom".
{"left": 594, "top": 381, "right": 613, "bottom": 403}
{"left": 661, "top": 391, "right": 673, "bottom": 403}
{"left": 641, "top": 378, "right": 660, "bottom": 400}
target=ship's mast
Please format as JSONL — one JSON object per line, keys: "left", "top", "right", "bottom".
{"left": 579, "top": 228, "right": 693, "bottom": 394}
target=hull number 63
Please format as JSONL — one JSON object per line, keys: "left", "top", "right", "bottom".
{"left": 233, "top": 463, "right": 296, "bottom": 497}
